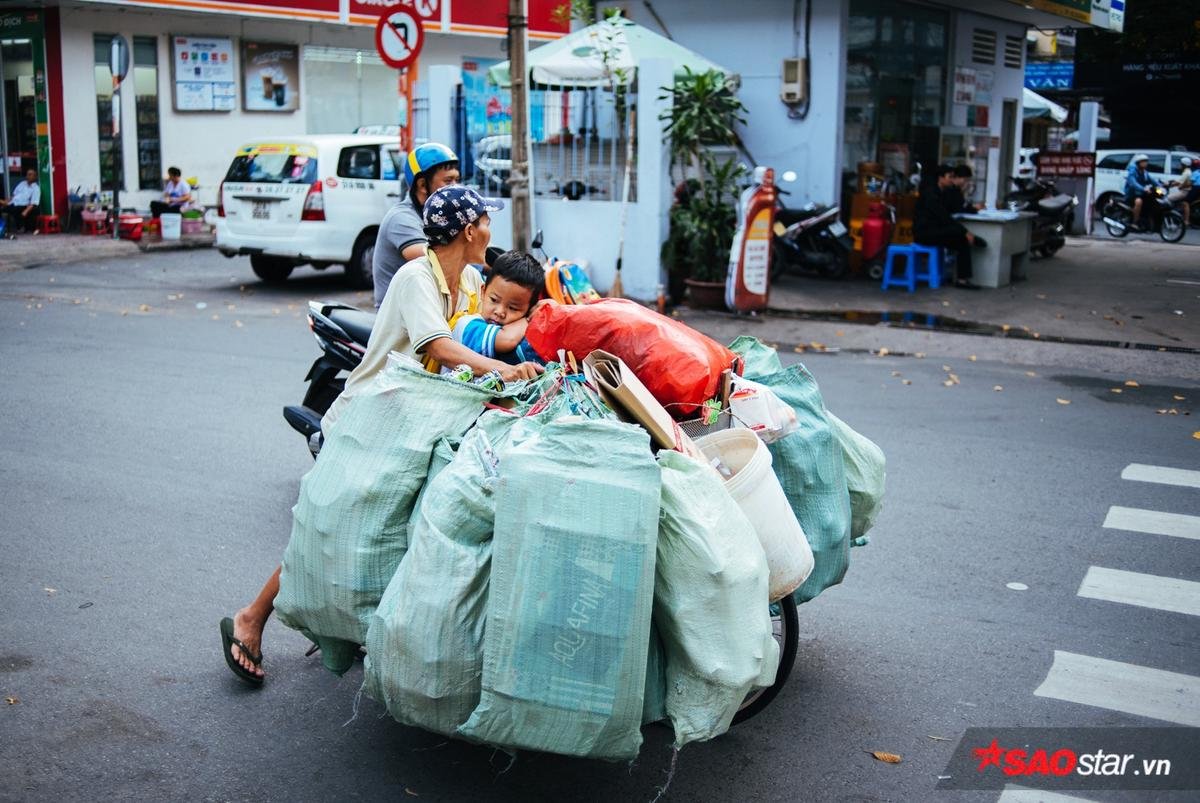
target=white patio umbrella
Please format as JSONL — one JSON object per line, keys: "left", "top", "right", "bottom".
{"left": 487, "top": 14, "right": 733, "bottom": 88}
{"left": 1022, "top": 87, "right": 1069, "bottom": 123}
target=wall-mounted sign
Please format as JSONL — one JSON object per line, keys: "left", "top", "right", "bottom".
{"left": 953, "top": 66, "right": 977, "bottom": 105}
{"left": 172, "top": 35, "right": 236, "bottom": 111}
{"left": 1025, "top": 61, "right": 1074, "bottom": 90}
{"left": 242, "top": 41, "right": 300, "bottom": 111}
{"left": 1037, "top": 151, "right": 1096, "bottom": 178}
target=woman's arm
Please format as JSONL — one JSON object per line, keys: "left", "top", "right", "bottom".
{"left": 423, "top": 336, "right": 542, "bottom": 381}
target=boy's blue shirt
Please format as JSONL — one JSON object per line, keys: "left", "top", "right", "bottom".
{"left": 452, "top": 315, "right": 539, "bottom": 365}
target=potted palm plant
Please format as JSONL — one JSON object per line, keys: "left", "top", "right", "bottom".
{"left": 660, "top": 68, "right": 747, "bottom": 308}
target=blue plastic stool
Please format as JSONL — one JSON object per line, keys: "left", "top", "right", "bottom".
{"left": 881, "top": 243, "right": 942, "bottom": 292}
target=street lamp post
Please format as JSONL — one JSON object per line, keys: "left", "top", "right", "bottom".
{"left": 507, "top": 0, "right": 530, "bottom": 253}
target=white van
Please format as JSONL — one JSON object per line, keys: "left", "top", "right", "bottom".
{"left": 1093, "top": 148, "right": 1199, "bottom": 212}
{"left": 216, "top": 135, "right": 403, "bottom": 285}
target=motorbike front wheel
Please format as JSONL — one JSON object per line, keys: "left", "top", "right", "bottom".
{"left": 731, "top": 593, "right": 799, "bottom": 726}
{"left": 1160, "top": 210, "right": 1186, "bottom": 243}
{"left": 1103, "top": 201, "right": 1131, "bottom": 238}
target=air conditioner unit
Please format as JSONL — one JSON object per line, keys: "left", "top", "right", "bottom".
{"left": 781, "top": 58, "right": 807, "bottom": 104}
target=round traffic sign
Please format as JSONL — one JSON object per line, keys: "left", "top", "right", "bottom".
{"left": 375, "top": 10, "right": 423, "bottom": 70}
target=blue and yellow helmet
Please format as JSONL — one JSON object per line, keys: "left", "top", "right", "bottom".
{"left": 404, "top": 142, "right": 459, "bottom": 188}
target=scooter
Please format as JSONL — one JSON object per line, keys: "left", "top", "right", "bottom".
{"left": 1102, "top": 185, "right": 1186, "bottom": 243}
{"left": 770, "top": 200, "right": 853, "bottom": 280}
{"left": 1005, "top": 176, "right": 1078, "bottom": 257}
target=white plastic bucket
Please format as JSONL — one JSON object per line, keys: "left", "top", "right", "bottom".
{"left": 160, "top": 212, "right": 182, "bottom": 240}
{"left": 697, "top": 429, "right": 814, "bottom": 600}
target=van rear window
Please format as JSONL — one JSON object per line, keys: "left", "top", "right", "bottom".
{"left": 225, "top": 153, "right": 318, "bottom": 184}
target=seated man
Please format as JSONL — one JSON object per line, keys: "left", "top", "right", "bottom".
{"left": 447, "top": 250, "right": 545, "bottom": 368}
{"left": 947, "top": 164, "right": 984, "bottom": 214}
{"left": 1, "top": 169, "right": 41, "bottom": 236}
{"left": 1167, "top": 156, "right": 1194, "bottom": 228}
{"left": 914, "top": 164, "right": 985, "bottom": 290}
{"left": 149, "top": 166, "right": 193, "bottom": 218}
{"left": 1124, "top": 154, "right": 1159, "bottom": 231}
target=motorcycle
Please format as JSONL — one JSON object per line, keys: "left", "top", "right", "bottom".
{"left": 770, "top": 199, "right": 853, "bottom": 280}
{"left": 1102, "top": 185, "right": 1186, "bottom": 243}
{"left": 1005, "top": 176, "right": 1078, "bottom": 257}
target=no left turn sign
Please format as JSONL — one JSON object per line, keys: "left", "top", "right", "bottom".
{"left": 375, "top": 10, "right": 423, "bottom": 70}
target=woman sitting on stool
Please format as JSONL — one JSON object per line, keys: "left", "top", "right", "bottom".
{"left": 149, "top": 166, "right": 193, "bottom": 218}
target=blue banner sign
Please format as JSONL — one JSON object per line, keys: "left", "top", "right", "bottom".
{"left": 1025, "top": 61, "right": 1074, "bottom": 90}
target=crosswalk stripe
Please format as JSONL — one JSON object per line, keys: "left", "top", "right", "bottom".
{"left": 1078, "top": 566, "right": 1200, "bottom": 617}
{"left": 1121, "top": 463, "right": 1200, "bottom": 489}
{"left": 1034, "top": 651, "right": 1200, "bottom": 727}
{"left": 1102, "top": 506, "right": 1200, "bottom": 541}
{"left": 998, "top": 786, "right": 1098, "bottom": 803}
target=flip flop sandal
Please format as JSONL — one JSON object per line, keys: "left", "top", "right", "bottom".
{"left": 220, "top": 617, "right": 264, "bottom": 686}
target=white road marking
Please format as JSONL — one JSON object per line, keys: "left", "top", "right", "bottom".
{"left": 998, "top": 785, "right": 1098, "bottom": 803}
{"left": 1165, "top": 278, "right": 1200, "bottom": 286}
{"left": 1034, "top": 651, "right": 1200, "bottom": 727}
{"left": 1078, "top": 566, "right": 1200, "bottom": 617}
{"left": 1103, "top": 506, "right": 1200, "bottom": 541}
{"left": 1121, "top": 463, "right": 1200, "bottom": 490}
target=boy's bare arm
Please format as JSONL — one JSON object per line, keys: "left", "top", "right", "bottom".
{"left": 493, "top": 317, "right": 530, "bottom": 353}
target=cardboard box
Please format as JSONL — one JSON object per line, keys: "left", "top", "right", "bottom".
{"left": 582, "top": 349, "right": 702, "bottom": 459}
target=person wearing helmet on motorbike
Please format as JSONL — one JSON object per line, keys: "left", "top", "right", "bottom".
{"left": 1124, "top": 154, "right": 1160, "bottom": 231}
{"left": 371, "top": 142, "right": 461, "bottom": 307}
{"left": 1167, "top": 156, "right": 1194, "bottom": 228}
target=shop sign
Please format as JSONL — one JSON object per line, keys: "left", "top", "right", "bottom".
{"left": 172, "top": 35, "right": 236, "bottom": 112}
{"left": 351, "top": 0, "right": 439, "bottom": 18}
{"left": 1025, "top": 61, "right": 1074, "bottom": 90}
{"left": 241, "top": 42, "right": 300, "bottom": 112}
{"left": 1037, "top": 151, "right": 1096, "bottom": 178}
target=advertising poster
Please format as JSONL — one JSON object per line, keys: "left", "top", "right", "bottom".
{"left": 242, "top": 41, "right": 300, "bottom": 112}
{"left": 462, "top": 58, "right": 511, "bottom": 139}
{"left": 172, "top": 35, "right": 236, "bottom": 111}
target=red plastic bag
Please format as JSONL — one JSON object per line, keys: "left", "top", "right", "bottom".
{"left": 526, "top": 299, "right": 736, "bottom": 416}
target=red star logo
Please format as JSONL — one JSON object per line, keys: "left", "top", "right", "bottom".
{"left": 973, "top": 738, "right": 1003, "bottom": 771}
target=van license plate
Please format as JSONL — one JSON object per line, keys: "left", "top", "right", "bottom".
{"left": 252, "top": 202, "right": 270, "bottom": 220}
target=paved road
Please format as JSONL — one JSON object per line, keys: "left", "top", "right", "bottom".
{"left": 2, "top": 250, "right": 1198, "bottom": 802}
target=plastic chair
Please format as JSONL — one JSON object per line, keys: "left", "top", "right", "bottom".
{"left": 82, "top": 218, "right": 108, "bottom": 236}
{"left": 37, "top": 215, "right": 62, "bottom": 234}
{"left": 881, "top": 243, "right": 942, "bottom": 292}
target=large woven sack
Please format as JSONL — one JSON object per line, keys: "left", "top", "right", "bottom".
{"left": 826, "top": 411, "right": 886, "bottom": 539}
{"left": 275, "top": 358, "right": 490, "bottom": 674}
{"left": 655, "top": 451, "right": 779, "bottom": 746}
{"left": 730, "top": 338, "right": 852, "bottom": 604}
{"left": 458, "top": 418, "right": 661, "bottom": 760}
{"left": 364, "top": 412, "right": 531, "bottom": 735}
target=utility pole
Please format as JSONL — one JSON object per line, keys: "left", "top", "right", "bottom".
{"left": 507, "top": 0, "right": 530, "bottom": 252}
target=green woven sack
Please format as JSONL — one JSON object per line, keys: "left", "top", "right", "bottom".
{"left": 364, "top": 413, "right": 521, "bottom": 735}
{"left": 729, "top": 338, "right": 852, "bottom": 604}
{"left": 655, "top": 451, "right": 779, "bottom": 746}
{"left": 458, "top": 418, "right": 661, "bottom": 761}
{"left": 826, "top": 411, "right": 886, "bottom": 539}
{"left": 275, "top": 358, "right": 491, "bottom": 674}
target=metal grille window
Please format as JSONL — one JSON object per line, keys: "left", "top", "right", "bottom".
{"left": 1003, "top": 35, "right": 1023, "bottom": 69}
{"left": 133, "top": 36, "right": 162, "bottom": 190}
{"left": 971, "top": 29, "right": 997, "bottom": 65}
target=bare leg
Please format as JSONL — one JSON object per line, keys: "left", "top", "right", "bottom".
{"left": 1132, "top": 197, "right": 1143, "bottom": 226}
{"left": 230, "top": 566, "right": 280, "bottom": 679}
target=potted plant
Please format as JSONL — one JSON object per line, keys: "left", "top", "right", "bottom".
{"left": 660, "top": 68, "right": 747, "bottom": 308}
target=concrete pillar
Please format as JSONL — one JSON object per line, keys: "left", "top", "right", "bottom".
{"left": 425, "top": 64, "right": 460, "bottom": 148}
{"left": 1076, "top": 100, "right": 1100, "bottom": 234}
{"left": 632, "top": 57, "right": 672, "bottom": 301}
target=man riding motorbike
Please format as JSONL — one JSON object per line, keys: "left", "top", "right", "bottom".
{"left": 1124, "top": 154, "right": 1161, "bottom": 232}
{"left": 372, "top": 142, "right": 461, "bottom": 307}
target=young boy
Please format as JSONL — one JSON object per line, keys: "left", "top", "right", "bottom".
{"left": 451, "top": 250, "right": 545, "bottom": 365}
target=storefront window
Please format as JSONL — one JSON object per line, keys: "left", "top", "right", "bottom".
{"left": 844, "top": 0, "right": 948, "bottom": 185}
{"left": 93, "top": 35, "right": 116, "bottom": 191}
{"left": 2, "top": 38, "right": 38, "bottom": 193}
{"left": 133, "top": 37, "right": 161, "bottom": 190}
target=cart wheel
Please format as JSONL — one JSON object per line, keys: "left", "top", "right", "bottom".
{"left": 731, "top": 593, "right": 799, "bottom": 726}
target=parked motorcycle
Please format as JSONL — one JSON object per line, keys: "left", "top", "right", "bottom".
{"left": 1102, "top": 186, "right": 1186, "bottom": 243}
{"left": 1005, "top": 176, "right": 1078, "bottom": 257}
{"left": 770, "top": 199, "right": 853, "bottom": 280}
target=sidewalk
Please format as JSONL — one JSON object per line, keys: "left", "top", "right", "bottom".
{"left": 0, "top": 230, "right": 213, "bottom": 273}
{"left": 754, "top": 237, "right": 1198, "bottom": 350}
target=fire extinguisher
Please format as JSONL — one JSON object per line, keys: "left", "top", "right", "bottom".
{"left": 861, "top": 201, "right": 892, "bottom": 263}
{"left": 725, "top": 166, "right": 777, "bottom": 312}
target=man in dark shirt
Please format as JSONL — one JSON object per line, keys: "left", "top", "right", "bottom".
{"left": 945, "top": 164, "right": 984, "bottom": 214}
{"left": 914, "top": 164, "right": 984, "bottom": 289}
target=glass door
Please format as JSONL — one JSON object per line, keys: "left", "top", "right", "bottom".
{"left": 1, "top": 38, "right": 38, "bottom": 197}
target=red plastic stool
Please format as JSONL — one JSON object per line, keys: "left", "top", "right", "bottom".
{"left": 37, "top": 215, "right": 62, "bottom": 234}
{"left": 143, "top": 217, "right": 161, "bottom": 238}
{"left": 82, "top": 218, "right": 108, "bottom": 236}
